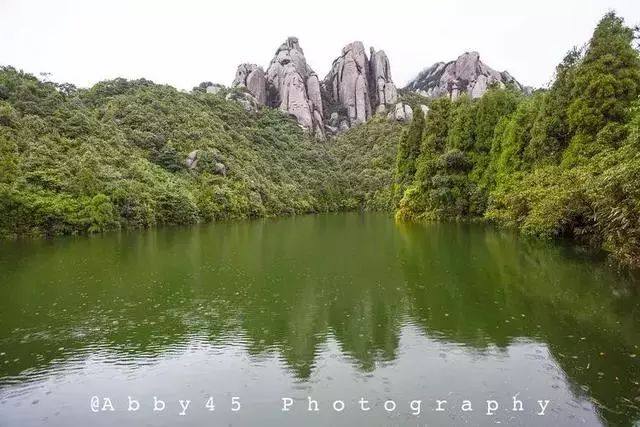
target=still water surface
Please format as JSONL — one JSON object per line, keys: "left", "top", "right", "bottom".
{"left": 0, "top": 213, "right": 639, "bottom": 426}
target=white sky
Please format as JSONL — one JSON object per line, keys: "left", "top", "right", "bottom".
{"left": 1, "top": 0, "right": 638, "bottom": 91}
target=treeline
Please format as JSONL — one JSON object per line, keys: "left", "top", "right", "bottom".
{"left": 394, "top": 12, "right": 640, "bottom": 267}
{"left": 0, "top": 69, "right": 398, "bottom": 237}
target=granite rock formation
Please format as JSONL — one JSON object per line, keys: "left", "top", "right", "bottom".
{"left": 323, "top": 42, "right": 398, "bottom": 129}
{"left": 388, "top": 103, "right": 413, "bottom": 122}
{"left": 324, "top": 42, "right": 372, "bottom": 126}
{"left": 369, "top": 48, "right": 398, "bottom": 112}
{"left": 231, "top": 37, "right": 403, "bottom": 137}
{"left": 232, "top": 64, "right": 267, "bottom": 104}
{"left": 405, "top": 51, "right": 525, "bottom": 99}
{"left": 265, "top": 37, "right": 325, "bottom": 139}
{"left": 225, "top": 91, "right": 260, "bottom": 113}
{"left": 231, "top": 38, "right": 324, "bottom": 138}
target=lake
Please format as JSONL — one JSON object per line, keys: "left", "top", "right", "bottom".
{"left": 0, "top": 213, "right": 639, "bottom": 426}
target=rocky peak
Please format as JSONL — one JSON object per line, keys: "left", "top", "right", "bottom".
{"left": 405, "top": 51, "right": 525, "bottom": 99}
{"left": 231, "top": 37, "right": 324, "bottom": 139}
{"left": 323, "top": 41, "right": 398, "bottom": 129}
{"left": 231, "top": 37, "right": 401, "bottom": 138}
{"left": 265, "top": 37, "right": 325, "bottom": 139}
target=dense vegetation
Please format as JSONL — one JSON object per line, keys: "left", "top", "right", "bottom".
{"left": 2, "top": 11, "right": 639, "bottom": 269}
{"left": 395, "top": 12, "right": 640, "bottom": 267}
{"left": 0, "top": 71, "right": 399, "bottom": 238}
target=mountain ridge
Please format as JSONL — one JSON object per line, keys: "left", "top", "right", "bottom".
{"left": 225, "top": 39, "right": 529, "bottom": 136}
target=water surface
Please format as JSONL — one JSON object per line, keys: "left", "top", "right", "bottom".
{"left": 0, "top": 213, "right": 639, "bottom": 426}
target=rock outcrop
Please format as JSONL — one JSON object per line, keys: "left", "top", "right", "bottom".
{"left": 225, "top": 91, "right": 260, "bottom": 113}
{"left": 369, "top": 48, "right": 398, "bottom": 112}
{"left": 185, "top": 150, "right": 227, "bottom": 176}
{"left": 405, "top": 51, "right": 525, "bottom": 99}
{"left": 231, "top": 39, "right": 325, "bottom": 138}
{"left": 186, "top": 150, "right": 199, "bottom": 170}
{"left": 323, "top": 42, "right": 398, "bottom": 129}
{"left": 264, "top": 37, "right": 325, "bottom": 139}
{"left": 231, "top": 37, "right": 400, "bottom": 138}
{"left": 205, "top": 84, "right": 223, "bottom": 95}
{"left": 324, "top": 42, "right": 372, "bottom": 126}
{"left": 232, "top": 64, "right": 266, "bottom": 104}
{"left": 388, "top": 103, "right": 413, "bottom": 122}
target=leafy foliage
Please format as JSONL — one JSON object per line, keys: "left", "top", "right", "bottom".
{"left": 0, "top": 67, "right": 403, "bottom": 238}
{"left": 394, "top": 104, "right": 424, "bottom": 205}
{"left": 2, "top": 11, "right": 639, "bottom": 270}
{"left": 394, "top": 12, "right": 640, "bottom": 268}
{"left": 329, "top": 116, "right": 403, "bottom": 211}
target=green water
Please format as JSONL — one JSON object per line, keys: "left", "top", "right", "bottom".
{"left": 0, "top": 213, "right": 638, "bottom": 426}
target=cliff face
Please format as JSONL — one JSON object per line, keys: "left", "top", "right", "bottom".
{"left": 405, "top": 51, "right": 525, "bottom": 99}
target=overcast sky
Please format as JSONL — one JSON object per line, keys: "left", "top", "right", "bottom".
{"left": 1, "top": 0, "right": 638, "bottom": 91}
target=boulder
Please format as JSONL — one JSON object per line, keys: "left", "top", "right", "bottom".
{"left": 186, "top": 150, "right": 226, "bottom": 176}
{"left": 388, "top": 103, "right": 413, "bottom": 122}
{"left": 324, "top": 124, "right": 338, "bottom": 135}
{"left": 185, "top": 150, "right": 199, "bottom": 169}
{"left": 328, "top": 112, "right": 340, "bottom": 127}
{"left": 213, "top": 162, "right": 226, "bottom": 176}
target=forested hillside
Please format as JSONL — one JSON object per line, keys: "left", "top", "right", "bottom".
{"left": 0, "top": 71, "right": 399, "bottom": 237}
{"left": 394, "top": 12, "right": 640, "bottom": 267}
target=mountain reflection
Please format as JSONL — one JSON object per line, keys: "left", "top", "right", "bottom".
{"left": 0, "top": 213, "right": 638, "bottom": 425}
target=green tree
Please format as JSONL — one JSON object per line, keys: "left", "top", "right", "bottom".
{"left": 528, "top": 48, "right": 582, "bottom": 164}
{"left": 564, "top": 12, "right": 640, "bottom": 165}
{"left": 446, "top": 94, "right": 476, "bottom": 151}
{"left": 394, "top": 105, "right": 425, "bottom": 205}
{"left": 396, "top": 97, "right": 452, "bottom": 220}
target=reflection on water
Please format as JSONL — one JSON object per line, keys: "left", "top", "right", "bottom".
{"left": 0, "top": 213, "right": 638, "bottom": 426}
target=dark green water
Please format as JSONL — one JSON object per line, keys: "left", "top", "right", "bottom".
{"left": 0, "top": 213, "right": 639, "bottom": 426}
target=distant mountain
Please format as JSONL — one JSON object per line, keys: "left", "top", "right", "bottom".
{"left": 405, "top": 51, "right": 529, "bottom": 99}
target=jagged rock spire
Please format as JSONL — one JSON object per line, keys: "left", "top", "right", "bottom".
{"left": 264, "top": 37, "right": 325, "bottom": 139}
{"left": 369, "top": 47, "right": 398, "bottom": 112}
{"left": 323, "top": 41, "right": 398, "bottom": 129}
